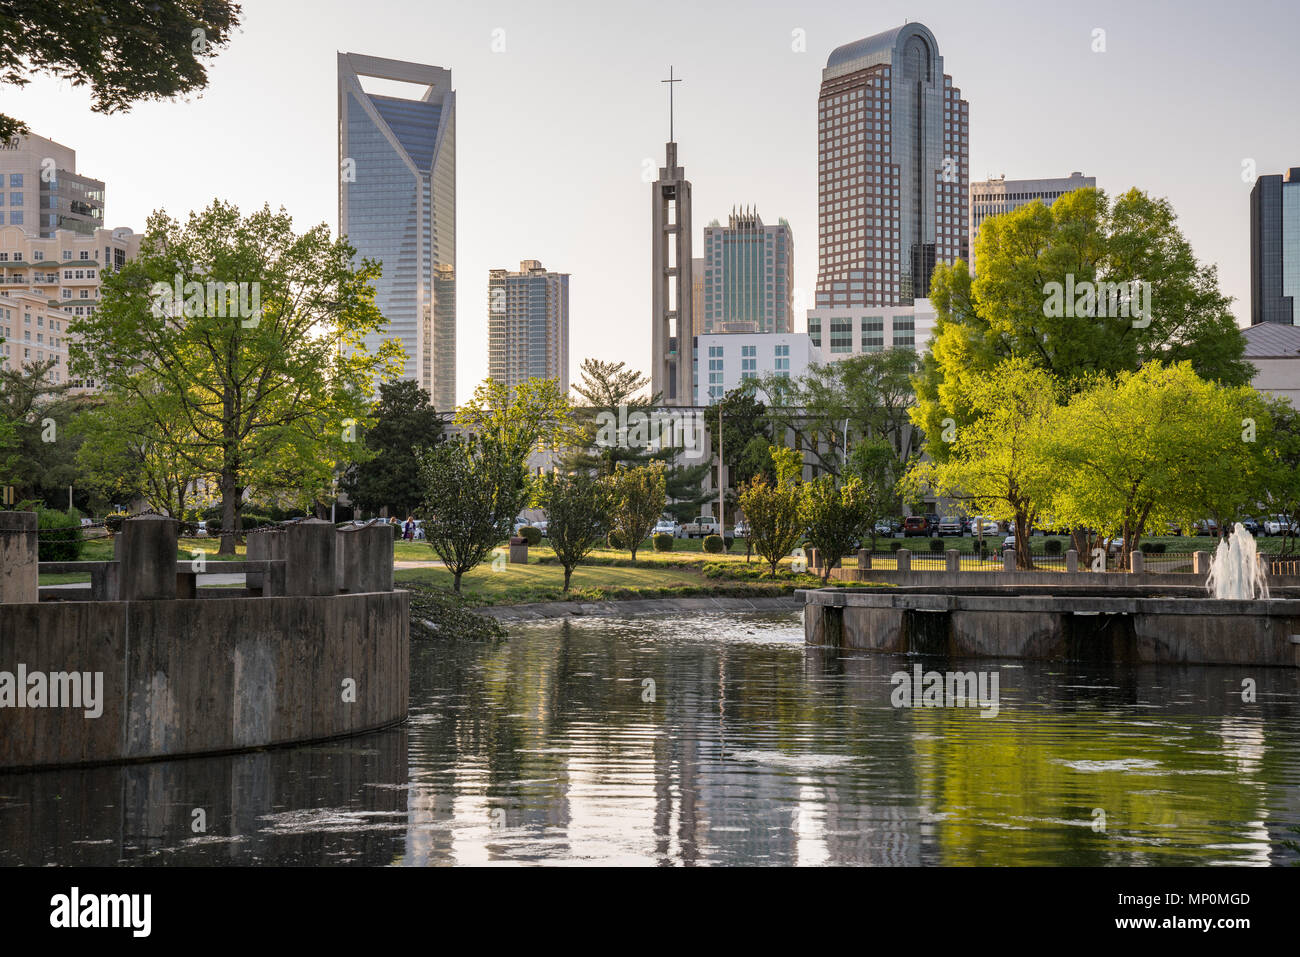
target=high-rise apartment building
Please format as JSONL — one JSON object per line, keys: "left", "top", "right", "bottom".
{"left": 816, "top": 22, "right": 968, "bottom": 309}
{"left": 968, "top": 172, "right": 1094, "bottom": 269}
{"left": 0, "top": 224, "right": 141, "bottom": 386}
{"left": 487, "top": 260, "right": 569, "bottom": 392}
{"left": 1250, "top": 167, "right": 1300, "bottom": 325}
{"left": 338, "top": 52, "right": 457, "bottom": 408}
{"left": 0, "top": 132, "right": 105, "bottom": 238}
{"left": 700, "top": 208, "right": 793, "bottom": 334}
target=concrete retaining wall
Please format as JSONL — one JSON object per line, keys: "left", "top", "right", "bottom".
{"left": 803, "top": 588, "right": 1300, "bottom": 667}
{"left": 0, "top": 591, "right": 409, "bottom": 771}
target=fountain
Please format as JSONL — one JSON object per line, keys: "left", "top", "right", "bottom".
{"left": 1206, "top": 525, "right": 1270, "bottom": 600}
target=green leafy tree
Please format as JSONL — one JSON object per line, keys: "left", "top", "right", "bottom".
{"left": 0, "top": 357, "right": 79, "bottom": 504}
{"left": 417, "top": 436, "right": 523, "bottom": 593}
{"left": 1258, "top": 398, "right": 1300, "bottom": 554}
{"left": 69, "top": 200, "right": 403, "bottom": 553}
{"left": 738, "top": 446, "right": 804, "bottom": 578}
{"left": 537, "top": 470, "right": 611, "bottom": 591}
{"left": 905, "top": 358, "right": 1059, "bottom": 570}
{"left": 0, "top": 0, "right": 243, "bottom": 142}
{"left": 1045, "top": 362, "right": 1270, "bottom": 568}
{"left": 606, "top": 461, "right": 667, "bottom": 561}
{"left": 339, "top": 379, "right": 444, "bottom": 517}
{"left": 561, "top": 358, "right": 656, "bottom": 474}
{"left": 845, "top": 437, "right": 904, "bottom": 550}
{"left": 800, "top": 475, "right": 871, "bottom": 583}
{"left": 915, "top": 187, "right": 1252, "bottom": 458}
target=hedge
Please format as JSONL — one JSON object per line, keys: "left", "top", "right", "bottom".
{"left": 38, "top": 508, "right": 83, "bottom": 562}
{"left": 652, "top": 532, "right": 673, "bottom": 552}
{"left": 519, "top": 525, "right": 543, "bottom": 546}
{"left": 703, "top": 534, "right": 724, "bottom": 554}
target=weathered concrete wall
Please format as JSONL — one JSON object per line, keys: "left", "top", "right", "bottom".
{"left": 833, "top": 568, "right": 1300, "bottom": 589}
{"left": 0, "top": 591, "right": 409, "bottom": 770}
{"left": 0, "top": 511, "right": 37, "bottom": 604}
{"left": 802, "top": 588, "right": 1300, "bottom": 668}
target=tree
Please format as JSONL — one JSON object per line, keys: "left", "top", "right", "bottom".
{"left": 800, "top": 475, "right": 871, "bottom": 584}
{"left": 905, "top": 358, "right": 1059, "bottom": 570}
{"left": 561, "top": 358, "right": 656, "bottom": 474}
{"left": 456, "top": 376, "right": 574, "bottom": 468}
{"left": 416, "top": 436, "right": 522, "bottom": 593}
{"left": 0, "top": 0, "right": 243, "bottom": 142}
{"left": 606, "top": 461, "right": 667, "bottom": 561}
{"left": 738, "top": 446, "right": 805, "bottom": 578}
{"left": 845, "top": 437, "right": 904, "bottom": 550}
{"left": 339, "top": 379, "right": 444, "bottom": 517}
{"left": 915, "top": 187, "right": 1252, "bottom": 457}
{"left": 1258, "top": 398, "right": 1300, "bottom": 554}
{"left": 69, "top": 200, "right": 403, "bottom": 553}
{"left": 0, "top": 357, "right": 79, "bottom": 504}
{"left": 1044, "top": 362, "right": 1269, "bottom": 568}
{"left": 537, "top": 470, "right": 611, "bottom": 592}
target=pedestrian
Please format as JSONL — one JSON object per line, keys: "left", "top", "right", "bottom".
{"left": 404, "top": 517, "right": 414, "bottom": 541}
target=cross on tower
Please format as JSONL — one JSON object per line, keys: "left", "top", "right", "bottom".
{"left": 662, "top": 66, "right": 681, "bottom": 142}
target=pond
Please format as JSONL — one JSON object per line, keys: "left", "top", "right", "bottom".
{"left": 2, "top": 611, "right": 1299, "bottom": 865}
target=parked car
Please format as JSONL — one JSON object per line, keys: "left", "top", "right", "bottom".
{"left": 1193, "top": 518, "right": 1220, "bottom": 537}
{"left": 1236, "top": 517, "right": 1260, "bottom": 536}
{"left": 937, "top": 515, "right": 963, "bottom": 536}
{"left": 970, "top": 516, "right": 1000, "bottom": 536}
{"left": 873, "top": 519, "right": 895, "bottom": 537}
{"left": 1264, "top": 515, "right": 1293, "bottom": 537}
{"left": 679, "top": 515, "right": 722, "bottom": 538}
{"left": 902, "top": 515, "right": 931, "bottom": 538}
{"left": 196, "top": 520, "right": 209, "bottom": 537}
{"left": 733, "top": 520, "right": 749, "bottom": 538}
{"left": 654, "top": 517, "right": 680, "bottom": 537}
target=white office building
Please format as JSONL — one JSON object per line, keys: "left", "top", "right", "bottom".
{"left": 968, "top": 172, "right": 1094, "bottom": 270}
{"left": 804, "top": 298, "right": 937, "bottom": 362}
{"left": 693, "top": 332, "right": 813, "bottom": 405}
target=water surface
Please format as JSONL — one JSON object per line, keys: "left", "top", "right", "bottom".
{"left": 2, "top": 611, "right": 1299, "bottom": 865}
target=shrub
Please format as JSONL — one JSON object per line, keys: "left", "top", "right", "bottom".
{"left": 607, "top": 529, "right": 625, "bottom": 549}
{"left": 207, "top": 519, "right": 222, "bottom": 534}
{"left": 928, "top": 537, "right": 945, "bottom": 553}
{"left": 1139, "top": 541, "right": 1167, "bottom": 554}
{"left": 1044, "top": 538, "right": 1063, "bottom": 555}
{"left": 104, "top": 512, "right": 128, "bottom": 533}
{"left": 37, "top": 507, "right": 83, "bottom": 562}
{"left": 723, "top": 535, "right": 734, "bottom": 552}
{"left": 519, "top": 525, "right": 543, "bottom": 546}
{"left": 652, "top": 532, "right": 673, "bottom": 552}
{"left": 890, "top": 540, "right": 905, "bottom": 552}
{"left": 703, "top": 534, "right": 725, "bottom": 553}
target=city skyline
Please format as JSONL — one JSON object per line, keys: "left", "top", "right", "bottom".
{"left": 5, "top": 0, "right": 1298, "bottom": 404}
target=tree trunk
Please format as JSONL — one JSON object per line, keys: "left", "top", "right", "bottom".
{"left": 563, "top": 566, "right": 573, "bottom": 592}
{"left": 218, "top": 473, "right": 237, "bottom": 556}
{"left": 1015, "top": 513, "right": 1032, "bottom": 570}
{"left": 453, "top": 569, "right": 463, "bottom": 593}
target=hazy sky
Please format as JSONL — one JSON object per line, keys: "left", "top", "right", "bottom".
{"left": 7, "top": 0, "right": 1299, "bottom": 404}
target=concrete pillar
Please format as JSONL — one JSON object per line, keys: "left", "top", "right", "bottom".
{"left": 1066, "top": 548, "right": 1079, "bottom": 573}
{"left": 1130, "top": 550, "right": 1144, "bottom": 575}
{"left": 1002, "top": 549, "right": 1016, "bottom": 572}
{"left": 945, "top": 549, "right": 960, "bottom": 573}
{"left": 284, "top": 519, "right": 337, "bottom": 596}
{"left": 857, "top": 549, "right": 871, "bottom": 571}
{"left": 509, "top": 536, "right": 528, "bottom": 564}
{"left": 1193, "top": 550, "right": 1211, "bottom": 576}
{"left": 337, "top": 524, "right": 393, "bottom": 593}
{"left": 120, "top": 514, "right": 178, "bottom": 601}
{"left": 896, "top": 549, "right": 911, "bottom": 572}
{"left": 808, "top": 547, "right": 821, "bottom": 571}
{"left": 246, "top": 529, "right": 285, "bottom": 591}
{"left": 0, "top": 511, "right": 38, "bottom": 604}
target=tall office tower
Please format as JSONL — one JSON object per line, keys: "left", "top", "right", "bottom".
{"left": 1250, "top": 167, "right": 1300, "bottom": 325}
{"left": 0, "top": 132, "right": 106, "bottom": 238}
{"left": 816, "top": 22, "right": 968, "bottom": 308}
{"left": 338, "top": 52, "right": 457, "bottom": 408}
{"left": 487, "top": 260, "right": 570, "bottom": 392}
{"left": 968, "top": 172, "right": 1094, "bottom": 269}
{"left": 651, "top": 138, "right": 694, "bottom": 406}
{"left": 700, "top": 208, "right": 793, "bottom": 334}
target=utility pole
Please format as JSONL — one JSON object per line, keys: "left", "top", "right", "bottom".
{"left": 717, "top": 402, "right": 724, "bottom": 534}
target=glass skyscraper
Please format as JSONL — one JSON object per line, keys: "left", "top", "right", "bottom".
{"left": 701, "top": 208, "right": 793, "bottom": 334}
{"left": 1250, "top": 167, "right": 1300, "bottom": 325}
{"left": 338, "top": 53, "right": 456, "bottom": 408}
{"left": 815, "top": 22, "right": 968, "bottom": 308}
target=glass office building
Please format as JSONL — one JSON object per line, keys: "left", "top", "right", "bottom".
{"left": 1251, "top": 167, "right": 1300, "bottom": 325}
{"left": 338, "top": 53, "right": 456, "bottom": 408}
{"left": 815, "top": 22, "right": 968, "bottom": 309}
{"left": 701, "top": 208, "right": 793, "bottom": 334}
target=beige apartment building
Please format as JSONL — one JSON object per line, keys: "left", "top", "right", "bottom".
{"left": 0, "top": 223, "right": 142, "bottom": 387}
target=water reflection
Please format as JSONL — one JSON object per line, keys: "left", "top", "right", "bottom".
{"left": 2, "top": 611, "right": 1299, "bottom": 865}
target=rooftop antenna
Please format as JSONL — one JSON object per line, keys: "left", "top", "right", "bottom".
{"left": 662, "top": 65, "right": 682, "bottom": 141}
